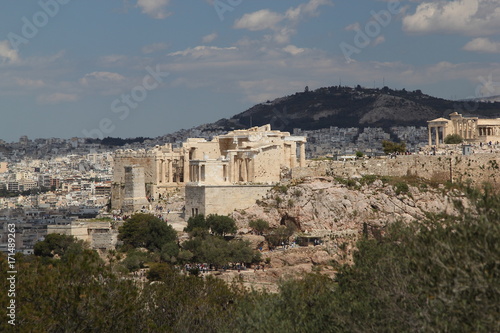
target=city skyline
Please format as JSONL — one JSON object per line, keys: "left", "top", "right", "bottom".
{"left": 1, "top": 0, "right": 500, "bottom": 142}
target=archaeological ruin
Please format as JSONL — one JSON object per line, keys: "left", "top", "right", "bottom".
{"left": 111, "top": 125, "right": 307, "bottom": 217}
{"left": 428, "top": 112, "right": 500, "bottom": 145}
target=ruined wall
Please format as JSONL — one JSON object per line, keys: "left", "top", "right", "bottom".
{"left": 294, "top": 154, "right": 500, "bottom": 187}
{"left": 47, "top": 221, "right": 118, "bottom": 250}
{"left": 253, "top": 145, "right": 284, "bottom": 183}
{"left": 185, "top": 185, "right": 273, "bottom": 219}
{"left": 91, "top": 230, "right": 118, "bottom": 250}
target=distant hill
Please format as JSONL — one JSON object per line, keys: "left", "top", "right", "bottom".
{"left": 467, "top": 95, "right": 500, "bottom": 103}
{"left": 191, "top": 86, "right": 500, "bottom": 134}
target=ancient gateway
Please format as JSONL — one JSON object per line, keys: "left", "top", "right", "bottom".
{"left": 111, "top": 125, "right": 307, "bottom": 217}
{"left": 428, "top": 112, "right": 500, "bottom": 146}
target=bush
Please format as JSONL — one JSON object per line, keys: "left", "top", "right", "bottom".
{"left": 206, "top": 214, "right": 237, "bottom": 236}
{"left": 382, "top": 140, "right": 406, "bottom": 154}
{"left": 273, "top": 184, "right": 288, "bottom": 194}
{"left": 394, "top": 182, "right": 409, "bottom": 195}
{"left": 118, "top": 213, "right": 177, "bottom": 252}
{"left": 184, "top": 214, "right": 208, "bottom": 233}
{"left": 444, "top": 133, "right": 463, "bottom": 144}
{"left": 249, "top": 219, "right": 269, "bottom": 235}
{"left": 34, "top": 234, "right": 83, "bottom": 258}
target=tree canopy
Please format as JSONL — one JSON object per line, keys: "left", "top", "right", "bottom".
{"left": 249, "top": 219, "right": 269, "bottom": 235}
{"left": 382, "top": 140, "right": 407, "bottom": 154}
{"left": 34, "top": 233, "right": 84, "bottom": 258}
{"left": 118, "top": 213, "right": 177, "bottom": 252}
{"left": 206, "top": 214, "right": 237, "bottom": 236}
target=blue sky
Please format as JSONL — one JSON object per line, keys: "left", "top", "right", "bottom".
{"left": 1, "top": 0, "right": 500, "bottom": 142}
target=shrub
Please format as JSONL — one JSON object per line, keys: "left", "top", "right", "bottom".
{"left": 444, "top": 134, "right": 463, "bottom": 144}
{"left": 394, "top": 182, "right": 409, "bottom": 195}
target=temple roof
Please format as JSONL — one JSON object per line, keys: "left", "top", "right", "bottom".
{"left": 427, "top": 117, "right": 451, "bottom": 123}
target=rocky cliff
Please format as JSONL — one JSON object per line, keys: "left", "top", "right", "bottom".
{"left": 234, "top": 176, "right": 467, "bottom": 235}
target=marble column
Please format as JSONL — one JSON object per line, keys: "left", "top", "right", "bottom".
{"left": 299, "top": 142, "right": 306, "bottom": 167}
{"left": 248, "top": 158, "right": 254, "bottom": 182}
{"left": 168, "top": 159, "right": 173, "bottom": 183}
{"left": 183, "top": 152, "right": 189, "bottom": 183}
{"left": 289, "top": 143, "right": 296, "bottom": 168}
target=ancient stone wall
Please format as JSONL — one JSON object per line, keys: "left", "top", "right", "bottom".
{"left": 253, "top": 145, "right": 284, "bottom": 183}
{"left": 294, "top": 154, "right": 500, "bottom": 187}
{"left": 185, "top": 185, "right": 273, "bottom": 219}
{"left": 47, "top": 221, "right": 118, "bottom": 250}
{"left": 91, "top": 230, "right": 118, "bottom": 250}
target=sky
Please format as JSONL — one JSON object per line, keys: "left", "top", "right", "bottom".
{"left": 1, "top": 0, "right": 500, "bottom": 142}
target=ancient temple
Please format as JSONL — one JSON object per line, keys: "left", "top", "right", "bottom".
{"left": 428, "top": 112, "right": 500, "bottom": 146}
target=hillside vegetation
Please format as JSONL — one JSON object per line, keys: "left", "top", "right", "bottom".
{"left": 1, "top": 183, "right": 498, "bottom": 332}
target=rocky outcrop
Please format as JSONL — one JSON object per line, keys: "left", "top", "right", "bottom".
{"left": 233, "top": 177, "right": 467, "bottom": 237}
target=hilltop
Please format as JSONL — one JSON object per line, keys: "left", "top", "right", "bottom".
{"left": 167, "top": 86, "right": 500, "bottom": 137}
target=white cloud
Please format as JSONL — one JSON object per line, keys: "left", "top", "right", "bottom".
{"left": 162, "top": 37, "right": 500, "bottom": 105}
{"left": 37, "top": 93, "right": 78, "bottom": 105}
{"left": 202, "top": 33, "right": 218, "bottom": 44}
{"left": 403, "top": 0, "right": 500, "bottom": 36}
{"left": 79, "top": 71, "right": 126, "bottom": 86}
{"left": 285, "top": 0, "right": 332, "bottom": 22}
{"left": 463, "top": 37, "right": 500, "bottom": 53}
{"left": 168, "top": 46, "right": 238, "bottom": 58}
{"left": 234, "top": 0, "right": 332, "bottom": 45}
{"left": 142, "top": 42, "right": 168, "bottom": 54}
{"left": 0, "top": 40, "right": 19, "bottom": 64}
{"left": 234, "top": 9, "right": 284, "bottom": 31}
{"left": 136, "top": 0, "right": 171, "bottom": 19}
{"left": 283, "top": 45, "right": 305, "bottom": 55}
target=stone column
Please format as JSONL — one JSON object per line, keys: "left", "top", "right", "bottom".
{"left": 156, "top": 159, "right": 161, "bottom": 184}
{"left": 248, "top": 158, "right": 255, "bottom": 182}
{"left": 428, "top": 126, "right": 432, "bottom": 146}
{"left": 241, "top": 160, "right": 247, "bottom": 182}
{"left": 290, "top": 142, "right": 296, "bottom": 168}
{"left": 228, "top": 154, "right": 234, "bottom": 183}
{"left": 168, "top": 159, "right": 173, "bottom": 183}
{"left": 299, "top": 142, "right": 306, "bottom": 167}
{"left": 435, "top": 127, "right": 440, "bottom": 146}
{"left": 160, "top": 160, "right": 164, "bottom": 183}
{"left": 183, "top": 152, "right": 189, "bottom": 183}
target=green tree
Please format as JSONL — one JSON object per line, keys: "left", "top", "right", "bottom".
{"left": 118, "top": 213, "right": 177, "bottom": 252}
{"left": 229, "top": 240, "right": 261, "bottom": 264}
{"left": 382, "top": 140, "right": 406, "bottom": 154}
{"left": 332, "top": 187, "right": 500, "bottom": 332}
{"left": 444, "top": 133, "right": 463, "bottom": 144}
{"left": 33, "top": 233, "right": 83, "bottom": 258}
{"left": 207, "top": 214, "right": 237, "bottom": 236}
{"left": 0, "top": 250, "right": 142, "bottom": 332}
{"left": 198, "top": 236, "right": 231, "bottom": 268}
{"left": 266, "top": 225, "right": 294, "bottom": 248}
{"left": 184, "top": 214, "right": 209, "bottom": 233}
{"left": 249, "top": 219, "right": 270, "bottom": 235}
